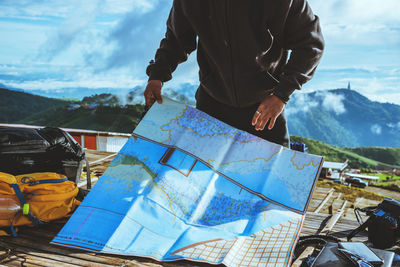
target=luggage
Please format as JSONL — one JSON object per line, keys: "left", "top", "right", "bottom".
{"left": 0, "top": 172, "right": 80, "bottom": 236}
{"left": 0, "top": 126, "right": 89, "bottom": 186}
{"left": 347, "top": 198, "right": 400, "bottom": 249}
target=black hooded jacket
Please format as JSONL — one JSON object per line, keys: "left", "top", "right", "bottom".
{"left": 146, "top": 0, "right": 324, "bottom": 107}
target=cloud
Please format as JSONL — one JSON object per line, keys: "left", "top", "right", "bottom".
{"left": 0, "top": 0, "right": 147, "bottom": 19}
{"left": 1, "top": 0, "right": 399, "bottom": 107}
{"left": 285, "top": 93, "right": 319, "bottom": 115}
{"left": 370, "top": 124, "right": 382, "bottom": 135}
{"left": 84, "top": 0, "right": 171, "bottom": 71}
{"left": 304, "top": 65, "right": 400, "bottom": 105}
{"left": 37, "top": 0, "right": 102, "bottom": 61}
{"left": 0, "top": 71, "right": 145, "bottom": 91}
{"left": 286, "top": 91, "right": 346, "bottom": 116}
{"left": 309, "top": 0, "right": 400, "bottom": 24}
{"left": 387, "top": 122, "right": 400, "bottom": 131}
{"left": 320, "top": 92, "right": 346, "bottom": 115}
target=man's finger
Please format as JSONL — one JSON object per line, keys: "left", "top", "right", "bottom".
{"left": 144, "top": 92, "right": 155, "bottom": 107}
{"left": 268, "top": 116, "right": 277, "bottom": 130}
{"left": 259, "top": 116, "right": 271, "bottom": 131}
{"left": 144, "top": 92, "right": 151, "bottom": 107}
{"left": 154, "top": 89, "right": 163, "bottom": 104}
{"left": 256, "top": 113, "right": 269, "bottom": 131}
{"left": 252, "top": 110, "right": 262, "bottom": 126}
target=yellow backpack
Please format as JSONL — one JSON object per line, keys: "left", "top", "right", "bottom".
{"left": 0, "top": 172, "right": 79, "bottom": 236}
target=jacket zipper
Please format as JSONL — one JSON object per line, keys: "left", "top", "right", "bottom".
{"left": 224, "top": 0, "right": 239, "bottom": 106}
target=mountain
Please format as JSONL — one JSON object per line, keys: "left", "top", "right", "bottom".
{"left": 82, "top": 93, "right": 120, "bottom": 105}
{"left": 2, "top": 86, "right": 400, "bottom": 148}
{"left": 291, "top": 135, "right": 398, "bottom": 170}
{"left": 1, "top": 87, "right": 399, "bottom": 169}
{"left": 19, "top": 105, "right": 144, "bottom": 133}
{"left": 286, "top": 89, "right": 400, "bottom": 147}
{"left": 0, "top": 87, "right": 69, "bottom": 123}
{"left": 126, "top": 85, "right": 195, "bottom": 106}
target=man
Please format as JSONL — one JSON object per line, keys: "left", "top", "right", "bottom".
{"left": 144, "top": 0, "right": 324, "bottom": 147}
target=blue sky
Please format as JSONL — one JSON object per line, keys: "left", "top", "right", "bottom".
{"left": 0, "top": 0, "right": 399, "bottom": 104}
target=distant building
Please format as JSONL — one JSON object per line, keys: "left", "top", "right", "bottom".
{"left": 67, "top": 103, "right": 81, "bottom": 111}
{"left": 320, "top": 160, "right": 348, "bottom": 180}
{"left": 347, "top": 82, "right": 351, "bottom": 90}
{"left": 349, "top": 168, "right": 361, "bottom": 174}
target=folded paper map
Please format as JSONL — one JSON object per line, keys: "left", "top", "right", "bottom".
{"left": 52, "top": 98, "right": 323, "bottom": 266}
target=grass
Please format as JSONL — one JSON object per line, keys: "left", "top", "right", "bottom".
{"left": 372, "top": 182, "right": 400, "bottom": 193}
{"left": 57, "top": 98, "right": 81, "bottom": 102}
{"left": 317, "top": 180, "right": 388, "bottom": 202}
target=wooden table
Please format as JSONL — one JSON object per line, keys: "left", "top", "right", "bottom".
{"left": 0, "top": 210, "right": 369, "bottom": 267}
{"left": 0, "top": 151, "right": 374, "bottom": 266}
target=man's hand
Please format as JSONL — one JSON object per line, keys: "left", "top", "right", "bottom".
{"left": 144, "top": 80, "right": 163, "bottom": 107}
{"left": 252, "top": 95, "right": 285, "bottom": 131}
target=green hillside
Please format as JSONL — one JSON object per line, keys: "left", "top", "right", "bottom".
{"left": 291, "top": 135, "right": 397, "bottom": 170}
{"left": 346, "top": 147, "right": 400, "bottom": 167}
{"left": 0, "top": 88, "right": 68, "bottom": 123}
{"left": 2, "top": 87, "right": 399, "bottom": 170}
{"left": 20, "top": 105, "right": 144, "bottom": 133}
{"left": 82, "top": 93, "right": 120, "bottom": 105}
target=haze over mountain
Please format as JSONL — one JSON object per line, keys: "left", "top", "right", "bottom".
{"left": 1, "top": 86, "right": 399, "bottom": 148}
{"left": 286, "top": 88, "right": 400, "bottom": 147}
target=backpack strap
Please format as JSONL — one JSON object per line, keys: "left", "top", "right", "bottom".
{"left": 9, "top": 183, "right": 45, "bottom": 237}
{"left": 347, "top": 217, "right": 371, "bottom": 241}
{"left": 85, "top": 156, "right": 91, "bottom": 190}
{"left": 22, "top": 177, "right": 68, "bottom": 186}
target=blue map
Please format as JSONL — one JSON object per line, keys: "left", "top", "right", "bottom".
{"left": 52, "top": 98, "right": 323, "bottom": 266}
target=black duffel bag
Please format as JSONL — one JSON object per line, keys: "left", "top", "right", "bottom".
{"left": 348, "top": 198, "right": 400, "bottom": 249}
{"left": 0, "top": 126, "right": 91, "bottom": 188}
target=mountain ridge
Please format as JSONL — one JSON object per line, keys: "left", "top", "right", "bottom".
{"left": 1, "top": 86, "right": 399, "bottom": 169}
{"left": 286, "top": 88, "right": 400, "bottom": 147}
{"left": 1, "top": 86, "right": 399, "bottom": 148}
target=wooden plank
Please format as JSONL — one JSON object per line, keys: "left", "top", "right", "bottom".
{"left": 321, "top": 200, "right": 348, "bottom": 235}
{"left": 0, "top": 240, "right": 112, "bottom": 267}
{"left": 3, "top": 251, "right": 82, "bottom": 267}
{"left": 1, "top": 231, "right": 209, "bottom": 267}
{"left": 314, "top": 189, "right": 334, "bottom": 213}
{"left": 78, "top": 177, "right": 98, "bottom": 188}
{"left": 0, "top": 185, "right": 373, "bottom": 267}
{"left": 0, "top": 237, "right": 160, "bottom": 267}
{"left": 88, "top": 153, "right": 117, "bottom": 166}
{"left": 1, "top": 255, "right": 43, "bottom": 267}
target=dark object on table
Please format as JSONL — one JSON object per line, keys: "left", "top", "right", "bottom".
{"left": 348, "top": 198, "right": 400, "bottom": 249}
{"left": 0, "top": 126, "right": 88, "bottom": 186}
{"left": 312, "top": 242, "right": 394, "bottom": 267}
{"left": 290, "top": 142, "right": 307, "bottom": 152}
{"left": 338, "top": 242, "right": 383, "bottom": 266}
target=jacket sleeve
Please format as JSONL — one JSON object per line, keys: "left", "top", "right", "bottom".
{"left": 274, "top": 0, "right": 324, "bottom": 103}
{"left": 146, "top": 0, "right": 197, "bottom": 82}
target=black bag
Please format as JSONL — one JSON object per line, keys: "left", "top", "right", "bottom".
{"left": 347, "top": 198, "right": 400, "bottom": 249}
{"left": 0, "top": 126, "right": 90, "bottom": 188}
